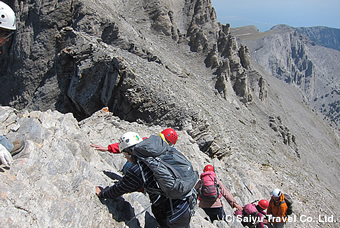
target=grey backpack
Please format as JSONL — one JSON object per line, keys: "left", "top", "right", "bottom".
{"left": 133, "top": 135, "right": 198, "bottom": 200}
{"left": 281, "top": 194, "right": 293, "bottom": 215}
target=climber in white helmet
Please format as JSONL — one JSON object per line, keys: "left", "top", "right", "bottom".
{"left": 0, "top": 1, "right": 16, "bottom": 47}
{"left": 0, "top": 3, "right": 25, "bottom": 167}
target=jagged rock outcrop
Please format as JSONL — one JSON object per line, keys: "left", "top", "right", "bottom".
{"left": 0, "top": 1, "right": 340, "bottom": 227}
{"left": 269, "top": 116, "right": 299, "bottom": 158}
{"left": 258, "top": 76, "right": 268, "bottom": 102}
{"left": 232, "top": 24, "right": 340, "bottom": 129}
{"left": 0, "top": 0, "right": 267, "bottom": 160}
{"left": 1, "top": 0, "right": 260, "bottom": 114}
{"left": 239, "top": 45, "right": 251, "bottom": 69}
{"left": 0, "top": 106, "right": 221, "bottom": 227}
{"left": 1, "top": 76, "right": 339, "bottom": 227}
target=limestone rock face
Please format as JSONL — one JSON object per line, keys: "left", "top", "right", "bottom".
{"left": 295, "top": 26, "right": 340, "bottom": 51}
{"left": 232, "top": 25, "right": 340, "bottom": 129}
{"left": 1, "top": 0, "right": 258, "bottom": 116}
{"left": 0, "top": 1, "right": 339, "bottom": 227}
{"left": 1, "top": 80, "right": 340, "bottom": 227}
{"left": 0, "top": 106, "right": 219, "bottom": 227}
{"left": 0, "top": 0, "right": 267, "bottom": 160}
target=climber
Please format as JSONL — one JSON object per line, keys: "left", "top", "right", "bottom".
{"left": 0, "top": 1, "right": 16, "bottom": 47}
{"left": 194, "top": 164, "right": 243, "bottom": 222}
{"left": 90, "top": 128, "right": 178, "bottom": 174}
{"left": 0, "top": 3, "right": 26, "bottom": 167}
{"left": 95, "top": 131, "right": 192, "bottom": 228}
{"left": 266, "top": 189, "right": 288, "bottom": 228}
{"left": 91, "top": 128, "right": 178, "bottom": 153}
{"left": 234, "top": 199, "right": 269, "bottom": 228}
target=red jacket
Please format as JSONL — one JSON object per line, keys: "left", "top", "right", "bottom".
{"left": 107, "top": 143, "right": 120, "bottom": 153}
{"left": 107, "top": 137, "right": 148, "bottom": 153}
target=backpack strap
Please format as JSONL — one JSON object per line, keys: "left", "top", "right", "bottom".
{"left": 215, "top": 178, "right": 221, "bottom": 198}
{"left": 169, "top": 198, "right": 174, "bottom": 215}
{"left": 137, "top": 160, "right": 147, "bottom": 184}
{"left": 198, "top": 179, "right": 203, "bottom": 194}
{"left": 137, "top": 159, "right": 162, "bottom": 199}
{"left": 279, "top": 200, "right": 286, "bottom": 206}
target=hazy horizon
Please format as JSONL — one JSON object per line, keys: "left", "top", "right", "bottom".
{"left": 211, "top": 0, "right": 340, "bottom": 32}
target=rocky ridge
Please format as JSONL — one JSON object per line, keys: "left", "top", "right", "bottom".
{"left": 0, "top": 0, "right": 339, "bottom": 227}
{"left": 0, "top": 106, "right": 218, "bottom": 227}
{"left": 231, "top": 24, "right": 340, "bottom": 129}
{"left": 295, "top": 26, "right": 340, "bottom": 51}
{"left": 1, "top": 0, "right": 261, "bottom": 161}
{"left": 1, "top": 64, "right": 340, "bottom": 227}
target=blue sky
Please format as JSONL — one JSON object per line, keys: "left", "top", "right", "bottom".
{"left": 211, "top": 0, "right": 340, "bottom": 32}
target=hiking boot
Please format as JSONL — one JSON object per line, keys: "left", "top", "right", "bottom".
{"left": 10, "top": 139, "right": 26, "bottom": 156}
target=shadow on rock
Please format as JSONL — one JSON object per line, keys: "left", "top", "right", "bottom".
{"left": 99, "top": 196, "right": 141, "bottom": 228}
{"left": 100, "top": 171, "right": 159, "bottom": 227}
{"left": 0, "top": 166, "right": 10, "bottom": 172}
{"left": 103, "top": 170, "right": 123, "bottom": 181}
{"left": 144, "top": 211, "right": 159, "bottom": 228}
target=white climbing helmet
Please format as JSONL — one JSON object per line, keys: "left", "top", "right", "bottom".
{"left": 119, "top": 132, "right": 142, "bottom": 152}
{"left": 272, "top": 188, "right": 282, "bottom": 197}
{"left": 0, "top": 1, "right": 16, "bottom": 30}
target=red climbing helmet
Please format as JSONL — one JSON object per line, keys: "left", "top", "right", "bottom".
{"left": 161, "top": 128, "right": 178, "bottom": 145}
{"left": 258, "top": 199, "right": 269, "bottom": 210}
{"left": 203, "top": 164, "right": 215, "bottom": 172}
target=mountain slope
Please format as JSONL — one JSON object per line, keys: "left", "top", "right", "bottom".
{"left": 295, "top": 26, "right": 340, "bottom": 51}
{"left": 232, "top": 25, "right": 340, "bottom": 129}
{"left": 0, "top": 1, "right": 339, "bottom": 227}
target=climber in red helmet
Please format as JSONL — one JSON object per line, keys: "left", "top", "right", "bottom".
{"left": 195, "top": 164, "right": 242, "bottom": 222}
{"left": 90, "top": 128, "right": 178, "bottom": 173}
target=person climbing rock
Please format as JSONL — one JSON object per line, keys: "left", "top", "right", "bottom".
{"left": 234, "top": 199, "right": 269, "bottom": 228}
{"left": 267, "top": 189, "right": 289, "bottom": 228}
{"left": 195, "top": 164, "right": 242, "bottom": 222}
{"left": 90, "top": 128, "right": 178, "bottom": 174}
{"left": 96, "top": 131, "right": 193, "bottom": 228}
{"left": 0, "top": 1, "right": 16, "bottom": 47}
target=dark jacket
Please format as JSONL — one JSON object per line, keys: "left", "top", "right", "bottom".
{"left": 99, "top": 159, "right": 190, "bottom": 224}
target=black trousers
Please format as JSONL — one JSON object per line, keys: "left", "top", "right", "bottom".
{"left": 202, "top": 207, "right": 226, "bottom": 222}
{"left": 152, "top": 204, "right": 191, "bottom": 228}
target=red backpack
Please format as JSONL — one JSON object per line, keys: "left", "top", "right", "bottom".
{"left": 198, "top": 171, "right": 220, "bottom": 201}
{"left": 243, "top": 203, "right": 258, "bottom": 215}
{"left": 235, "top": 203, "right": 260, "bottom": 227}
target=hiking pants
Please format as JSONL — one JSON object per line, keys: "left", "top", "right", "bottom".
{"left": 203, "top": 207, "right": 226, "bottom": 222}
{"left": 0, "top": 136, "right": 14, "bottom": 152}
{"left": 166, "top": 209, "right": 191, "bottom": 228}
{"left": 152, "top": 204, "right": 191, "bottom": 228}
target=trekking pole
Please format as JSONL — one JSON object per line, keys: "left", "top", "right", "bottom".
{"left": 125, "top": 193, "right": 161, "bottom": 225}
{"left": 242, "top": 181, "right": 253, "bottom": 195}
{"left": 125, "top": 204, "right": 153, "bottom": 225}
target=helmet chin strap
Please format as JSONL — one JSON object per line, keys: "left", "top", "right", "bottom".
{"left": 159, "top": 133, "right": 169, "bottom": 145}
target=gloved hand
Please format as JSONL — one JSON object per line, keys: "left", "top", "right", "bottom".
{"left": 0, "top": 144, "right": 13, "bottom": 166}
